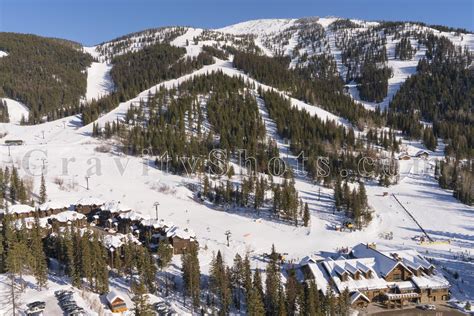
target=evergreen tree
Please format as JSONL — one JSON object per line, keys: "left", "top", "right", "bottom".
{"left": 131, "top": 279, "right": 153, "bottom": 316}
{"left": 39, "top": 173, "right": 47, "bottom": 204}
{"left": 210, "top": 251, "right": 231, "bottom": 314}
{"left": 157, "top": 238, "right": 173, "bottom": 270}
{"left": 265, "top": 246, "right": 282, "bottom": 315}
{"left": 181, "top": 244, "right": 201, "bottom": 309}
{"left": 31, "top": 214, "right": 48, "bottom": 289}
{"left": 303, "top": 202, "right": 310, "bottom": 227}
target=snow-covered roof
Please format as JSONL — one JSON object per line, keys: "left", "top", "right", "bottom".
{"left": 350, "top": 291, "right": 370, "bottom": 305}
{"left": 49, "top": 211, "right": 85, "bottom": 223}
{"left": 415, "top": 150, "right": 430, "bottom": 156}
{"left": 7, "top": 204, "right": 35, "bottom": 214}
{"left": 351, "top": 243, "right": 407, "bottom": 278}
{"left": 381, "top": 249, "right": 434, "bottom": 271}
{"left": 140, "top": 218, "right": 173, "bottom": 229}
{"left": 321, "top": 257, "right": 388, "bottom": 293}
{"left": 102, "top": 200, "right": 132, "bottom": 213}
{"left": 103, "top": 233, "right": 140, "bottom": 250}
{"left": 76, "top": 197, "right": 104, "bottom": 206}
{"left": 118, "top": 210, "right": 149, "bottom": 221}
{"left": 106, "top": 290, "right": 125, "bottom": 305}
{"left": 411, "top": 274, "right": 450, "bottom": 290}
{"left": 301, "top": 261, "right": 330, "bottom": 295}
{"left": 165, "top": 225, "right": 196, "bottom": 240}
{"left": 39, "top": 201, "right": 71, "bottom": 211}
{"left": 392, "top": 281, "right": 416, "bottom": 290}
{"left": 300, "top": 244, "right": 449, "bottom": 296}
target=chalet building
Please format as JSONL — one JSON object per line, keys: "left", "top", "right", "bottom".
{"left": 1, "top": 204, "right": 36, "bottom": 219}
{"left": 96, "top": 200, "right": 132, "bottom": 228}
{"left": 106, "top": 291, "right": 128, "bottom": 313}
{"left": 299, "top": 243, "right": 449, "bottom": 309}
{"left": 75, "top": 197, "right": 104, "bottom": 215}
{"left": 103, "top": 233, "right": 141, "bottom": 268}
{"left": 140, "top": 218, "right": 172, "bottom": 238}
{"left": 48, "top": 211, "right": 87, "bottom": 230}
{"left": 165, "top": 225, "right": 198, "bottom": 254}
{"left": 117, "top": 211, "right": 148, "bottom": 235}
{"left": 38, "top": 201, "right": 70, "bottom": 217}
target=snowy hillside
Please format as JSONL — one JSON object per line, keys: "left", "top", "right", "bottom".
{"left": 0, "top": 98, "right": 29, "bottom": 124}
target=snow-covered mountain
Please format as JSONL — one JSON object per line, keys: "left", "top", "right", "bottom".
{"left": 85, "top": 17, "right": 473, "bottom": 111}
{"left": 1, "top": 17, "right": 473, "bottom": 315}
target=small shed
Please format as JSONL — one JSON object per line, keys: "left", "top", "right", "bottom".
{"left": 106, "top": 291, "right": 128, "bottom": 313}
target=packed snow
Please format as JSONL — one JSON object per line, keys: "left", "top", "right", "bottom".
{"left": 85, "top": 61, "right": 114, "bottom": 102}
{"left": 0, "top": 98, "right": 29, "bottom": 124}
{"left": 218, "top": 18, "right": 296, "bottom": 35}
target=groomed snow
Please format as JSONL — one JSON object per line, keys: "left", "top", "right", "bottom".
{"left": 218, "top": 18, "right": 296, "bottom": 35}
{"left": 85, "top": 62, "right": 114, "bottom": 102}
{"left": 0, "top": 98, "right": 29, "bottom": 124}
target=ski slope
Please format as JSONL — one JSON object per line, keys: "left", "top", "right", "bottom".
{"left": 218, "top": 18, "right": 296, "bottom": 35}
{"left": 0, "top": 98, "right": 29, "bottom": 124}
{"left": 83, "top": 46, "right": 114, "bottom": 102}
{"left": 83, "top": 58, "right": 348, "bottom": 133}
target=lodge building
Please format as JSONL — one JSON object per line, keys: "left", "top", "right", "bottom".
{"left": 299, "top": 243, "right": 450, "bottom": 309}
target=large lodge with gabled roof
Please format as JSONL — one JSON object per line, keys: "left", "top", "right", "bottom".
{"left": 299, "top": 243, "right": 450, "bottom": 309}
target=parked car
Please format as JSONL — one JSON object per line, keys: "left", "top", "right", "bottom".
{"left": 27, "top": 301, "right": 46, "bottom": 310}
{"left": 418, "top": 304, "right": 436, "bottom": 311}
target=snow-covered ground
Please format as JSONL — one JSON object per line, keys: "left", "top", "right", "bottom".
{"left": 86, "top": 58, "right": 348, "bottom": 132}
{"left": 0, "top": 50, "right": 8, "bottom": 58}
{"left": 0, "top": 98, "right": 29, "bottom": 124}
{"left": 170, "top": 27, "right": 204, "bottom": 57}
{"left": 85, "top": 62, "right": 114, "bottom": 102}
{"left": 218, "top": 18, "right": 296, "bottom": 35}
{"left": 83, "top": 46, "right": 114, "bottom": 102}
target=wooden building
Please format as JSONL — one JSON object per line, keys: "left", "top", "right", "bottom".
{"left": 165, "top": 225, "right": 198, "bottom": 254}
{"left": 38, "top": 202, "right": 70, "bottom": 217}
{"left": 106, "top": 291, "right": 128, "bottom": 313}
{"left": 2, "top": 204, "right": 36, "bottom": 219}
{"left": 75, "top": 197, "right": 104, "bottom": 215}
{"left": 48, "top": 211, "right": 87, "bottom": 230}
{"left": 299, "top": 243, "right": 450, "bottom": 310}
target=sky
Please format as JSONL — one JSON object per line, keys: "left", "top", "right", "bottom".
{"left": 0, "top": 0, "right": 473, "bottom": 46}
